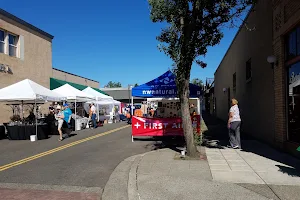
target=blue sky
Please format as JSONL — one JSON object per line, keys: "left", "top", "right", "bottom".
{"left": 1, "top": 1, "right": 244, "bottom": 88}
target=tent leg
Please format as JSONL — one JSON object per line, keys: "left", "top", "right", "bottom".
{"left": 35, "top": 100, "right": 38, "bottom": 140}
{"left": 131, "top": 135, "right": 134, "bottom": 143}
{"left": 131, "top": 95, "right": 134, "bottom": 116}
{"left": 197, "top": 98, "right": 201, "bottom": 115}
{"left": 75, "top": 100, "right": 77, "bottom": 131}
{"left": 97, "top": 103, "right": 99, "bottom": 123}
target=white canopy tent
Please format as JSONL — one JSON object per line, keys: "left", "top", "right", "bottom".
{"left": 0, "top": 79, "right": 65, "bottom": 102}
{"left": 82, "top": 87, "right": 113, "bottom": 101}
{"left": 83, "top": 99, "right": 122, "bottom": 123}
{"left": 52, "top": 84, "right": 96, "bottom": 129}
{"left": 0, "top": 79, "right": 66, "bottom": 139}
{"left": 52, "top": 84, "right": 95, "bottom": 102}
{"left": 82, "top": 87, "right": 113, "bottom": 120}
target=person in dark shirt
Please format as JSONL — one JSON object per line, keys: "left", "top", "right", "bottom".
{"left": 27, "top": 112, "right": 35, "bottom": 123}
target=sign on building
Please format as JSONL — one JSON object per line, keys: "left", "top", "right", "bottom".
{"left": 0, "top": 63, "right": 13, "bottom": 74}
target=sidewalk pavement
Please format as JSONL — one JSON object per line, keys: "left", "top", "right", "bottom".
{"left": 103, "top": 143, "right": 300, "bottom": 200}
{"left": 102, "top": 112, "right": 300, "bottom": 200}
{"left": 206, "top": 140, "right": 300, "bottom": 186}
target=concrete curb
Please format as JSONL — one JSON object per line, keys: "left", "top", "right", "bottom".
{"left": 128, "top": 154, "right": 145, "bottom": 200}
{"left": 101, "top": 154, "right": 144, "bottom": 200}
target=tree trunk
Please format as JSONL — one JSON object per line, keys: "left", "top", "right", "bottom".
{"left": 179, "top": 78, "right": 198, "bottom": 157}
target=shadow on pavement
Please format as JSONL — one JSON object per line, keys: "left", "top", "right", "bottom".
{"left": 201, "top": 111, "right": 300, "bottom": 177}
{"left": 241, "top": 141, "right": 300, "bottom": 177}
{"left": 136, "top": 136, "right": 185, "bottom": 153}
{"left": 276, "top": 165, "right": 300, "bottom": 177}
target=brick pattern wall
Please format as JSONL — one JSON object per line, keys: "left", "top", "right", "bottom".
{"left": 284, "top": 0, "right": 300, "bottom": 23}
{"left": 273, "top": 0, "right": 300, "bottom": 147}
{"left": 273, "top": 37, "right": 287, "bottom": 144}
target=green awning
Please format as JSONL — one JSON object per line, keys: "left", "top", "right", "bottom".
{"left": 50, "top": 78, "right": 109, "bottom": 96}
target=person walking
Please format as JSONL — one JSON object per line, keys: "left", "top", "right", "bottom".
{"left": 227, "top": 98, "right": 241, "bottom": 149}
{"left": 55, "top": 105, "right": 64, "bottom": 141}
{"left": 89, "top": 103, "right": 97, "bottom": 129}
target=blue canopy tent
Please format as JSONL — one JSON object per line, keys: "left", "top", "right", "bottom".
{"left": 130, "top": 71, "right": 203, "bottom": 142}
{"left": 132, "top": 70, "right": 203, "bottom": 98}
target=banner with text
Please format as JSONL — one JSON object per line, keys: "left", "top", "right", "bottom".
{"left": 132, "top": 115, "right": 200, "bottom": 136}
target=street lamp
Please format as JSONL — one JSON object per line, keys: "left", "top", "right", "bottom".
{"left": 128, "top": 84, "right": 134, "bottom": 115}
{"left": 267, "top": 55, "right": 277, "bottom": 69}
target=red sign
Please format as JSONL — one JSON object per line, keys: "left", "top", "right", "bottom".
{"left": 132, "top": 115, "right": 200, "bottom": 137}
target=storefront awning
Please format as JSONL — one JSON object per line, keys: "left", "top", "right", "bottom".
{"left": 50, "top": 78, "right": 109, "bottom": 96}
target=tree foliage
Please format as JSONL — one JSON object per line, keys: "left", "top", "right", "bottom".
{"left": 134, "top": 83, "right": 139, "bottom": 87}
{"left": 148, "top": 0, "right": 256, "bottom": 156}
{"left": 191, "top": 78, "right": 203, "bottom": 88}
{"left": 104, "top": 81, "right": 122, "bottom": 88}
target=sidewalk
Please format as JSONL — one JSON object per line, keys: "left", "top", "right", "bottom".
{"left": 102, "top": 112, "right": 300, "bottom": 200}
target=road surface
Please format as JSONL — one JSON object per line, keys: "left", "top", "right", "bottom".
{"left": 0, "top": 123, "right": 155, "bottom": 199}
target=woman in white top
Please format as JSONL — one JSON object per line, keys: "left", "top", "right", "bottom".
{"left": 228, "top": 98, "right": 241, "bottom": 149}
{"left": 55, "top": 105, "right": 64, "bottom": 141}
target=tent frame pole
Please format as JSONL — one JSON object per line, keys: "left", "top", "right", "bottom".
{"left": 75, "top": 99, "right": 77, "bottom": 131}
{"left": 35, "top": 100, "right": 38, "bottom": 139}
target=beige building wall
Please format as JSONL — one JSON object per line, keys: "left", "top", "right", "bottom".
{"left": 214, "top": 0, "right": 275, "bottom": 143}
{"left": 0, "top": 12, "right": 53, "bottom": 123}
{"left": 52, "top": 68, "right": 99, "bottom": 88}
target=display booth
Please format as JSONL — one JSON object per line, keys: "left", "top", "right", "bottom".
{"left": 82, "top": 87, "right": 121, "bottom": 122}
{"left": 0, "top": 79, "right": 66, "bottom": 140}
{"left": 52, "top": 84, "right": 95, "bottom": 130}
{"left": 131, "top": 70, "right": 203, "bottom": 140}
{"left": 83, "top": 99, "right": 122, "bottom": 124}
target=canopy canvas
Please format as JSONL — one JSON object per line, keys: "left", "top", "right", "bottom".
{"left": 0, "top": 79, "right": 65, "bottom": 102}
{"left": 52, "top": 84, "right": 95, "bottom": 102}
{"left": 82, "top": 87, "right": 113, "bottom": 101}
{"left": 131, "top": 70, "right": 203, "bottom": 98}
{"left": 0, "top": 79, "right": 66, "bottom": 139}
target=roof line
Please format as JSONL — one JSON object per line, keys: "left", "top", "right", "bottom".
{"left": 0, "top": 8, "right": 54, "bottom": 40}
{"left": 214, "top": 5, "right": 254, "bottom": 75}
{"left": 52, "top": 68, "right": 99, "bottom": 83}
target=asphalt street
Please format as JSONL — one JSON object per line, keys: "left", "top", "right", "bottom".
{"left": 0, "top": 123, "right": 155, "bottom": 197}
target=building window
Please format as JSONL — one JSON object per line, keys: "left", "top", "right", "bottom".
{"left": 8, "top": 34, "right": 18, "bottom": 57}
{"left": 286, "top": 27, "right": 300, "bottom": 60}
{"left": 287, "top": 61, "right": 300, "bottom": 143}
{"left": 0, "top": 30, "right": 4, "bottom": 53}
{"left": 246, "top": 59, "right": 252, "bottom": 81}
{"left": 233, "top": 73, "right": 236, "bottom": 91}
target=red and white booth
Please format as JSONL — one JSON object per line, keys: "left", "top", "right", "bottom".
{"left": 131, "top": 71, "right": 203, "bottom": 141}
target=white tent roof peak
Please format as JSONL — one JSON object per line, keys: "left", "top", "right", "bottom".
{"left": 52, "top": 84, "right": 95, "bottom": 101}
{"left": 0, "top": 79, "right": 65, "bottom": 102}
{"left": 82, "top": 87, "right": 113, "bottom": 100}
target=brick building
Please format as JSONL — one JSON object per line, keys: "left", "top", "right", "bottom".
{"left": 0, "top": 9, "right": 100, "bottom": 123}
{"left": 273, "top": 0, "right": 300, "bottom": 153}
{"left": 214, "top": 0, "right": 300, "bottom": 156}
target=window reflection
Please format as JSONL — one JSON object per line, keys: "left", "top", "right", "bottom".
{"left": 288, "top": 62, "right": 300, "bottom": 143}
{"left": 286, "top": 28, "right": 300, "bottom": 60}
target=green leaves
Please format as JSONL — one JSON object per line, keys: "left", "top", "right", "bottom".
{"left": 104, "top": 81, "right": 122, "bottom": 88}
{"left": 148, "top": 0, "right": 256, "bottom": 71}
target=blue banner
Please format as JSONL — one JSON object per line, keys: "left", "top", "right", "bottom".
{"left": 132, "top": 71, "right": 203, "bottom": 98}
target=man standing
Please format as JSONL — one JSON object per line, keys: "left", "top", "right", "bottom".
{"left": 90, "top": 103, "right": 97, "bottom": 129}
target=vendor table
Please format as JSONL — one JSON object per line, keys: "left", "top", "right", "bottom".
{"left": 6, "top": 124, "right": 49, "bottom": 140}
